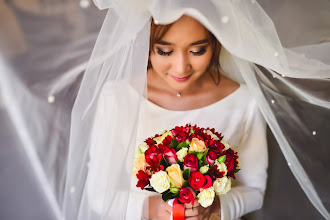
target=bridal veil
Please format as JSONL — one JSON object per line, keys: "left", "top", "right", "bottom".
{"left": 0, "top": 0, "right": 329, "bottom": 219}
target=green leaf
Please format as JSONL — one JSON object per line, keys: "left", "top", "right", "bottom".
{"left": 144, "top": 187, "right": 156, "bottom": 192}
{"left": 170, "top": 139, "right": 179, "bottom": 148}
{"left": 170, "top": 187, "right": 180, "bottom": 194}
{"left": 197, "top": 153, "right": 204, "bottom": 160}
{"left": 189, "top": 151, "right": 198, "bottom": 156}
{"left": 190, "top": 128, "right": 195, "bottom": 134}
{"left": 235, "top": 168, "right": 241, "bottom": 173}
{"left": 217, "top": 155, "right": 226, "bottom": 163}
{"left": 162, "top": 190, "right": 174, "bottom": 202}
{"left": 177, "top": 141, "right": 189, "bottom": 151}
{"left": 183, "top": 169, "right": 191, "bottom": 180}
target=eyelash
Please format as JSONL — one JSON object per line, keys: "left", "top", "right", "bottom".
{"left": 156, "top": 47, "right": 207, "bottom": 56}
{"left": 191, "top": 47, "right": 207, "bottom": 56}
{"left": 157, "top": 48, "right": 173, "bottom": 56}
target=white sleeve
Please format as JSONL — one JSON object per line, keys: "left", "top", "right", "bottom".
{"left": 220, "top": 99, "right": 268, "bottom": 220}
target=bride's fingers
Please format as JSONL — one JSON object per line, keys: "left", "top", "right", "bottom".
{"left": 184, "top": 205, "right": 206, "bottom": 217}
{"left": 185, "top": 199, "right": 201, "bottom": 209}
{"left": 159, "top": 200, "right": 172, "bottom": 213}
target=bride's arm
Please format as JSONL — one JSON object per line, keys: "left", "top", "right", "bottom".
{"left": 220, "top": 99, "right": 268, "bottom": 219}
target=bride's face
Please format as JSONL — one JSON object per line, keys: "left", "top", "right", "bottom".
{"left": 149, "top": 16, "right": 213, "bottom": 92}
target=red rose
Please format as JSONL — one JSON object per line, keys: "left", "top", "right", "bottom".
{"left": 188, "top": 172, "right": 212, "bottom": 190}
{"left": 183, "top": 153, "right": 198, "bottom": 172}
{"left": 188, "top": 172, "right": 205, "bottom": 190}
{"left": 163, "top": 148, "right": 178, "bottom": 164}
{"left": 206, "top": 151, "right": 218, "bottom": 165}
{"left": 178, "top": 188, "right": 195, "bottom": 205}
{"left": 201, "top": 175, "right": 213, "bottom": 189}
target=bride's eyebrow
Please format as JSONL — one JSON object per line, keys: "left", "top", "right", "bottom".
{"left": 156, "top": 40, "right": 173, "bottom": 45}
{"left": 190, "top": 39, "right": 209, "bottom": 46}
{"left": 155, "top": 39, "right": 209, "bottom": 46}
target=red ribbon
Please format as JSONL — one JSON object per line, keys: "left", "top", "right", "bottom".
{"left": 173, "top": 199, "right": 185, "bottom": 220}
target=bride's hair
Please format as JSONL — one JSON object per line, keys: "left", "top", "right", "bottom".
{"left": 148, "top": 17, "right": 221, "bottom": 84}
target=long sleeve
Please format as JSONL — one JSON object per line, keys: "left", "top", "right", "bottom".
{"left": 219, "top": 99, "right": 268, "bottom": 220}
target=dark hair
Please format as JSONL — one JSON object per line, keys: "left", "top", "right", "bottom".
{"left": 148, "top": 18, "right": 222, "bottom": 84}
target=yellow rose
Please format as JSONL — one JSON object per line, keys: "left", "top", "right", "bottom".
{"left": 150, "top": 171, "right": 171, "bottom": 193}
{"left": 154, "top": 131, "right": 173, "bottom": 144}
{"left": 197, "top": 187, "right": 215, "bottom": 208}
{"left": 166, "top": 164, "right": 184, "bottom": 188}
{"left": 189, "top": 138, "right": 207, "bottom": 153}
{"left": 176, "top": 147, "right": 188, "bottom": 162}
{"left": 132, "top": 154, "right": 147, "bottom": 176}
{"left": 213, "top": 177, "right": 231, "bottom": 195}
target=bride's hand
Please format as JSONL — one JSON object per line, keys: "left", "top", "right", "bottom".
{"left": 157, "top": 199, "right": 172, "bottom": 220}
{"left": 185, "top": 196, "right": 220, "bottom": 220}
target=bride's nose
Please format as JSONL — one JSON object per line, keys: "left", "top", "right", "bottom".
{"left": 172, "top": 53, "right": 191, "bottom": 75}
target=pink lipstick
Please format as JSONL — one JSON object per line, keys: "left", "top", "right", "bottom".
{"left": 171, "top": 74, "right": 192, "bottom": 82}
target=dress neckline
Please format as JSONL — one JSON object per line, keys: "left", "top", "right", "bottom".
{"left": 143, "top": 84, "right": 243, "bottom": 113}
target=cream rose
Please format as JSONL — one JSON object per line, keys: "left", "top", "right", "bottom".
{"left": 166, "top": 164, "right": 184, "bottom": 188}
{"left": 204, "top": 130, "right": 220, "bottom": 140}
{"left": 132, "top": 154, "right": 147, "bottom": 176}
{"left": 199, "top": 164, "right": 209, "bottom": 174}
{"left": 150, "top": 171, "right": 171, "bottom": 193}
{"left": 197, "top": 187, "right": 215, "bottom": 208}
{"left": 213, "top": 177, "right": 231, "bottom": 195}
{"left": 221, "top": 140, "right": 231, "bottom": 150}
{"left": 154, "top": 131, "right": 174, "bottom": 144}
{"left": 215, "top": 160, "right": 228, "bottom": 176}
{"left": 189, "top": 138, "right": 207, "bottom": 153}
{"left": 176, "top": 147, "right": 188, "bottom": 162}
{"left": 138, "top": 142, "right": 149, "bottom": 153}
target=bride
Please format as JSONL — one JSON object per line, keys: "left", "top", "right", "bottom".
{"left": 61, "top": 1, "right": 330, "bottom": 220}
{"left": 87, "top": 10, "right": 267, "bottom": 220}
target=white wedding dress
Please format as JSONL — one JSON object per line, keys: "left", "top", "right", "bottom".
{"left": 87, "top": 82, "right": 268, "bottom": 220}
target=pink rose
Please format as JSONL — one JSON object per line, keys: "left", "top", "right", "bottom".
{"left": 164, "top": 148, "right": 178, "bottom": 164}
{"left": 183, "top": 153, "right": 198, "bottom": 172}
{"left": 206, "top": 151, "right": 218, "bottom": 165}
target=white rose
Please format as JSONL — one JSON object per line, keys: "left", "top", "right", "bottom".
{"left": 197, "top": 187, "right": 215, "bottom": 208}
{"left": 215, "top": 160, "right": 228, "bottom": 176}
{"left": 221, "top": 140, "right": 231, "bottom": 150}
{"left": 204, "top": 130, "right": 220, "bottom": 140}
{"left": 237, "top": 158, "right": 241, "bottom": 168}
{"left": 199, "top": 164, "right": 209, "bottom": 174}
{"left": 213, "top": 177, "right": 231, "bottom": 195}
{"left": 176, "top": 147, "right": 188, "bottom": 162}
{"left": 154, "top": 131, "right": 173, "bottom": 144}
{"left": 138, "top": 142, "right": 149, "bottom": 153}
{"left": 150, "top": 171, "right": 171, "bottom": 193}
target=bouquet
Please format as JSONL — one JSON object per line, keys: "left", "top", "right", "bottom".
{"left": 132, "top": 124, "right": 240, "bottom": 218}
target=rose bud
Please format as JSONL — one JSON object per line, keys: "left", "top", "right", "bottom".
{"left": 206, "top": 151, "right": 218, "bottom": 165}
{"left": 183, "top": 153, "right": 198, "bottom": 172}
{"left": 178, "top": 187, "right": 195, "bottom": 205}
{"left": 164, "top": 148, "right": 178, "bottom": 164}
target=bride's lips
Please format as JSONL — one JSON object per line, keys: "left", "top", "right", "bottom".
{"left": 170, "top": 74, "right": 192, "bottom": 82}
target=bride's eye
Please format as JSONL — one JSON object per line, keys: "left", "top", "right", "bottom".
{"left": 191, "top": 47, "right": 207, "bottom": 56}
{"left": 156, "top": 48, "right": 173, "bottom": 56}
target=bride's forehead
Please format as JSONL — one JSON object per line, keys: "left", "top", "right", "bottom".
{"left": 161, "top": 15, "right": 210, "bottom": 41}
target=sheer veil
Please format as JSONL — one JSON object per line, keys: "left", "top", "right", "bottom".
{"left": 0, "top": 0, "right": 329, "bottom": 219}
